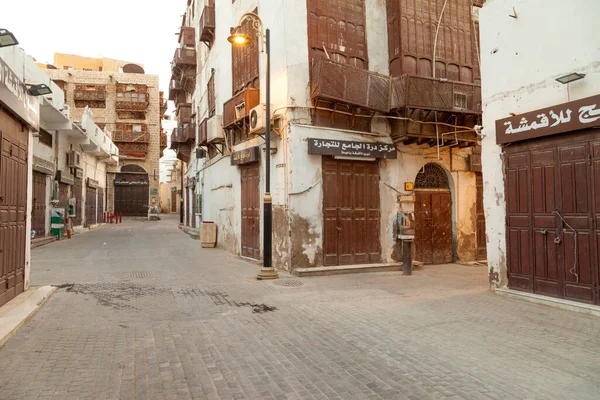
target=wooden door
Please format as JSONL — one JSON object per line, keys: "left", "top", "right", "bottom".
{"left": 73, "top": 177, "right": 83, "bottom": 226}
{"left": 32, "top": 172, "right": 47, "bottom": 237}
{"left": 592, "top": 141, "right": 600, "bottom": 304}
{"left": 85, "top": 187, "right": 97, "bottom": 227}
{"left": 415, "top": 191, "right": 453, "bottom": 264}
{"left": 171, "top": 188, "right": 177, "bottom": 212}
{"left": 475, "top": 173, "right": 487, "bottom": 260}
{"left": 0, "top": 109, "right": 28, "bottom": 307}
{"left": 97, "top": 188, "right": 104, "bottom": 223}
{"left": 185, "top": 189, "right": 190, "bottom": 226}
{"left": 192, "top": 189, "right": 197, "bottom": 228}
{"left": 322, "top": 158, "right": 381, "bottom": 266}
{"left": 241, "top": 164, "right": 260, "bottom": 259}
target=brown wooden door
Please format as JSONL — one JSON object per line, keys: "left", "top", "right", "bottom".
{"left": 241, "top": 164, "right": 260, "bottom": 259}
{"left": 506, "top": 136, "right": 600, "bottom": 305}
{"left": 32, "top": 172, "right": 47, "bottom": 237}
{"left": 475, "top": 173, "right": 487, "bottom": 261}
{"left": 0, "top": 109, "right": 28, "bottom": 307}
{"left": 185, "top": 189, "right": 190, "bottom": 226}
{"left": 97, "top": 188, "right": 104, "bottom": 223}
{"left": 322, "top": 158, "right": 381, "bottom": 266}
{"left": 73, "top": 177, "right": 83, "bottom": 226}
{"left": 85, "top": 187, "right": 97, "bottom": 227}
{"left": 192, "top": 189, "right": 197, "bottom": 228}
{"left": 171, "top": 188, "right": 177, "bottom": 212}
{"left": 114, "top": 184, "right": 149, "bottom": 217}
{"left": 415, "top": 191, "right": 453, "bottom": 264}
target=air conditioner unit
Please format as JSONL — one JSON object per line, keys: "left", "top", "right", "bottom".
{"left": 249, "top": 104, "right": 273, "bottom": 135}
{"left": 67, "top": 151, "right": 82, "bottom": 168}
{"left": 206, "top": 115, "right": 224, "bottom": 143}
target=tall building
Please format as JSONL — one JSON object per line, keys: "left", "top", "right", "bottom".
{"left": 45, "top": 54, "right": 163, "bottom": 217}
{"left": 171, "top": 0, "right": 485, "bottom": 272}
{"left": 480, "top": 0, "right": 600, "bottom": 305}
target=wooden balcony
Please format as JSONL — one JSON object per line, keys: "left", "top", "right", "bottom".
{"left": 179, "top": 26, "right": 195, "bottom": 48}
{"left": 116, "top": 142, "right": 149, "bottom": 158}
{"left": 200, "top": 6, "right": 215, "bottom": 45}
{"left": 168, "top": 77, "right": 186, "bottom": 103}
{"left": 74, "top": 85, "right": 107, "bottom": 101}
{"left": 176, "top": 103, "right": 193, "bottom": 126}
{"left": 310, "top": 58, "right": 391, "bottom": 113}
{"left": 116, "top": 99, "right": 149, "bottom": 111}
{"left": 390, "top": 75, "right": 482, "bottom": 115}
{"left": 172, "top": 48, "right": 196, "bottom": 71}
{"left": 183, "top": 123, "right": 196, "bottom": 144}
{"left": 112, "top": 131, "right": 150, "bottom": 143}
{"left": 223, "top": 87, "right": 260, "bottom": 128}
{"left": 198, "top": 118, "right": 208, "bottom": 146}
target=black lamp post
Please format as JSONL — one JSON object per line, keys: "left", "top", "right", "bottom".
{"left": 228, "top": 13, "right": 278, "bottom": 280}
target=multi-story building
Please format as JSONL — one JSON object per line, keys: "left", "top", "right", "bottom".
{"left": 172, "top": 0, "right": 486, "bottom": 273}
{"left": 45, "top": 54, "right": 162, "bottom": 217}
{"left": 480, "top": 0, "right": 600, "bottom": 305}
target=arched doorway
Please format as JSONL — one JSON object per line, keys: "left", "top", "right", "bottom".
{"left": 414, "top": 163, "right": 453, "bottom": 264}
{"left": 114, "top": 164, "right": 149, "bottom": 217}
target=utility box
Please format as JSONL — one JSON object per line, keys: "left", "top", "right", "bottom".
{"left": 201, "top": 221, "right": 217, "bottom": 248}
{"left": 51, "top": 208, "right": 65, "bottom": 238}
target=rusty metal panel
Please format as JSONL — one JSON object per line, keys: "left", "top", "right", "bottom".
{"left": 307, "top": 0, "right": 368, "bottom": 68}
{"left": 241, "top": 164, "right": 260, "bottom": 259}
{"left": 322, "top": 157, "right": 381, "bottom": 266}
{"left": 32, "top": 172, "right": 46, "bottom": 237}
{"left": 0, "top": 108, "right": 28, "bottom": 306}
{"left": 232, "top": 8, "right": 259, "bottom": 96}
{"left": 386, "top": 0, "right": 478, "bottom": 83}
{"left": 310, "top": 58, "right": 391, "bottom": 113}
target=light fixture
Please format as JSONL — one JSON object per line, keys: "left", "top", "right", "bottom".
{"left": 28, "top": 84, "right": 52, "bottom": 96}
{"left": 227, "top": 28, "right": 252, "bottom": 46}
{"left": 0, "top": 29, "right": 18, "bottom": 48}
{"left": 556, "top": 72, "right": 586, "bottom": 85}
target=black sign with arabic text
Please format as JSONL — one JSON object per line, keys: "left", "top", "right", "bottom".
{"left": 308, "top": 138, "right": 397, "bottom": 159}
{"left": 496, "top": 94, "right": 600, "bottom": 144}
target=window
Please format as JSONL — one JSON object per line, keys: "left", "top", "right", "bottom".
{"left": 231, "top": 8, "right": 259, "bottom": 95}
{"left": 116, "top": 92, "right": 147, "bottom": 103}
{"left": 39, "top": 129, "right": 53, "bottom": 147}
{"left": 208, "top": 73, "right": 216, "bottom": 117}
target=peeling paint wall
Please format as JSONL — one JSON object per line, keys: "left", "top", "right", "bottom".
{"left": 480, "top": 0, "right": 600, "bottom": 288}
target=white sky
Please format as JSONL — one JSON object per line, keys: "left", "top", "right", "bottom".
{"left": 2, "top": 0, "right": 183, "bottom": 96}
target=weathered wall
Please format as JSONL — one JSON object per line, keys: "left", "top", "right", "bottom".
{"left": 479, "top": 0, "right": 600, "bottom": 287}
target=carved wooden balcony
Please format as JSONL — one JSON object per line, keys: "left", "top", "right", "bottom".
{"left": 183, "top": 123, "right": 196, "bottom": 144}
{"left": 223, "top": 87, "right": 260, "bottom": 128}
{"left": 200, "top": 6, "right": 215, "bottom": 45}
{"left": 310, "top": 58, "right": 391, "bottom": 113}
{"left": 198, "top": 118, "right": 208, "bottom": 146}
{"left": 179, "top": 26, "right": 195, "bottom": 48}
{"left": 116, "top": 142, "right": 149, "bottom": 157}
{"left": 112, "top": 131, "right": 150, "bottom": 143}
{"left": 176, "top": 103, "right": 193, "bottom": 126}
{"left": 74, "top": 85, "right": 107, "bottom": 101}
{"left": 172, "top": 48, "right": 197, "bottom": 72}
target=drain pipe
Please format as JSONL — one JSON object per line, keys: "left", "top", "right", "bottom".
{"left": 433, "top": 0, "right": 449, "bottom": 160}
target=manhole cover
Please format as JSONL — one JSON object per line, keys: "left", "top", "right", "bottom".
{"left": 123, "top": 272, "right": 158, "bottom": 279}
{"left": 272, "top": 278, "right": 303, "bottom": 288}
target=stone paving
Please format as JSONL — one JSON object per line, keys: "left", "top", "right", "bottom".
{"left": 1, "top": 215, "right": 599, "bottom": 400}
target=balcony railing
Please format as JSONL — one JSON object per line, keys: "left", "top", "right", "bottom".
{"left": 179, "top": 26, "right": 195, "bottom": 47}
{"left": 200, "top": 6, "right": 215, "bottom": 44}
{"left": 223, "top": 87, "right": 260, "bottom": 128}
{"left": 310, "top": 58, "right": 391, "bottom": 113}
{"left": 116, "top": 99, "right": 149, "bottom": 111}
{"left": 390, "top": 75, "right": 482, "bottom": 114}
{"left": 199, "top": 118, "right": 208, "bottom": 146}
{"left": 177, "top": 103, "right": 193, "bottom": 126}
{"left": 172, "top": 48, "right": 197, "bottom": 69}
{"left": 116, "top": 142, "right": 149, "bottom": 156}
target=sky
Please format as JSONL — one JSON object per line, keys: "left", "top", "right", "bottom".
{"left": 2, "top": 0, "right": 183, "bottom": 97}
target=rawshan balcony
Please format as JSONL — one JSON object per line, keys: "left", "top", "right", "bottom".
{"left": 179, "top": 26, "right": 195, "bottom": 48}
{"left": 176, "top": 103, "right": 193, "bottom": 126}
{"left": 172, "top": 48, "right": 197, "bottom": 75}
{"left": 200, "top": 6, "right": 215, "bottom": 45}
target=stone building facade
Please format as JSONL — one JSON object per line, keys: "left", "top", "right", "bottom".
{"left": 45, "top": 56, "right": 161, "bottom": 217}
{"left": 172, "top": 0, "right": 486, "bottom": 273}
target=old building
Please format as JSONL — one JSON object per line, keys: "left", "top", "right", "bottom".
{"left": 0, "top": 45, "right": 37, "bottom": 307}
{"left": 480, "top": 0, "right": 600, "bottom": 305}
{"left": 172, "top": 0, "right": 486, "bottom": 272}
{"left": 44, "top": 54, "right": 161, "bottom": 218}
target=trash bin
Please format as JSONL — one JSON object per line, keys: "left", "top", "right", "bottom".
{"left": 201, "top": 221, "right": 217, "bottom": 248}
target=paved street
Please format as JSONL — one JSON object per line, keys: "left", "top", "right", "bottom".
{"left": 0, "top": 215, "right": 599, "bottom": 400}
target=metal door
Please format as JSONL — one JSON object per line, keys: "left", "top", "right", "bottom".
{"left": 476, "top": 173, "right": 487, "bottom": 260}
{"left": 241, "top": 164, "right": 260, "bottom": 259}
{"left": 171, "top": 188, "right": 177, "bottom": 212}
{"left": 413, "top": 163, "right": 452, "bottom": 264}
{"left": 0, "top": 109, "right": 28, "bottom": 307}
{"left": 85, "top": 187, "right": 97, "bottom": 227}
{"left": 322, "top": 158, "right": 381, "bottom": 266}
{"left": 73, "top": 176, "right": 83, "bottom": 226}
{"left": 32, "top": 172, "right": 46, "bottom": 237}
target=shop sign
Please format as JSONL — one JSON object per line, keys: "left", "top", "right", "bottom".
{"left": 231, "top": 146, "right": 261, "bottom": 166}
{"left": 87, "top": 178, "right": 100, "bottom": 189}
{"left": 308, "top": 138, "right": 397, "bottom": 159}
{"left": 32, "top": 156, "right": 55, "bottom": 175}
{"left": 55, "top": 170, "right": 75, "bottom": 185}
{"left": 0, "top": 57, "right": 39, "bottom": 130}
{"left": 150, "top": 188, "right": 159, "bottom": 195}
{"left": 496, "top": 94, "right": 600, "bottom": 144}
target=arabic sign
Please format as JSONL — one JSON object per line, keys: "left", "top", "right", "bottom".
{"left": 496, "top": 94, "right": 600, "bottom": 144}
{"left": 231, "top": 146, "right": 261, "bottom": 166}
{"left": 308, "top": 138, "right": 397, "bottom": 159}
{"left": 56, "top": 170, "right": 75, "bottom": 186}
{"left": 87, "top": 178, "right": 100, "bottom": 189}
{"left": 0, "top": 57, "right": 39, "bottom": 130}
{"left": 33, "top": 156, "right": 55, "bottom": 175}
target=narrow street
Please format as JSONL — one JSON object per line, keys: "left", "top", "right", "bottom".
{"left": 0, "top": 216, "right": 599, "bottom": 400}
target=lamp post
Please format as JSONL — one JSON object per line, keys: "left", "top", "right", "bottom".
{"left": 229, "top": 13, "right": 278, "bottom": 280}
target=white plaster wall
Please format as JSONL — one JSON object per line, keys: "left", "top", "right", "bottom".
{"left": 480, "top": 0, "right": 600, "bottom": 286}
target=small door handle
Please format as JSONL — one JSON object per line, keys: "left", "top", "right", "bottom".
{"left": 336, "top": 226, "right": 342, "bottom": 231}
{"left": 554, "top": 237, "right": 562, "bottom": 244}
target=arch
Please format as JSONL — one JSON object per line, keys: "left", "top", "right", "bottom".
{"left": 122, "top": 64, "right": 145, "bottom": 74}
{"left": 415, "top": 163, "right": 450, "bottom": 189}
{"left": 120, "top": 164, "right": 147, "bottom": 174}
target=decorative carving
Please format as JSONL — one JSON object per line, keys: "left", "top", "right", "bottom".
{"left": 415, "top": 163, "right": 450, "bottom": 189}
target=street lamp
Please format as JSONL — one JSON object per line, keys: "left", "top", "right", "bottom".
{"left": 0, "top": 29, "right": 18, "bottom": 48}
{"left": 228, "top": 13, "right": 278, "bottom": 281}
